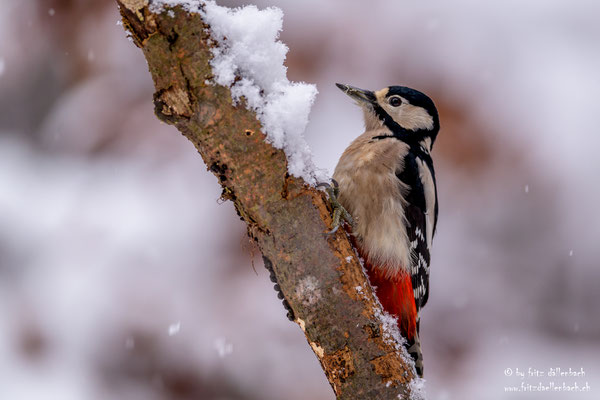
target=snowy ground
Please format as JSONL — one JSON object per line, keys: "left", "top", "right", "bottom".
{"left": 1, "top": 0, "right": 599, "bottom": 399}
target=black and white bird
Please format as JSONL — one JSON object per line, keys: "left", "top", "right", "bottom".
{"left": 331, "top": 83, "right": 440, "bottom": 377}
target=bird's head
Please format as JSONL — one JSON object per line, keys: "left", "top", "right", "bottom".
{"left": 336, "top": 83, "right": 440, "bottom": 150}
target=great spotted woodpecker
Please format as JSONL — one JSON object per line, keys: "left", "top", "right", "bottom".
{"left": 330, "top": 83, "right": 440, "bottom": 377}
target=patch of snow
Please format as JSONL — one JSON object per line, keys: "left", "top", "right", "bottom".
{"left": 213, "top": 337, "right": 233, "bottom": 358}
{"left": 408, "top": 377, "right": 427, "bottom": 400}
{"left": 150, "top": 0, "right": 204, "bottom": 14}
{"left": 150, "top": 0, "right": 323, "bottom": 184}
{"left": 295, "top": 276, "right": 321, "bottom": 306}
{"left": 345, "top": 256, "right": 353, "bottom": 263}
{"left": 168, "top": 321, "right": 181, "bottom": 336}
{"left": 375, "top": 307, "right": 406, "bottom": 351}
{"left": 202, "top": 1, "right": 321, "bottom": 184}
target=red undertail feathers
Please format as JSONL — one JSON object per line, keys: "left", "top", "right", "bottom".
{"left": 364, "top": 261, "right": 418, "bottom": 341}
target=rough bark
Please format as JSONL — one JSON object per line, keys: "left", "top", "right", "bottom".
{"left": 116, "top": 1, "right": 419, "bottom": 398}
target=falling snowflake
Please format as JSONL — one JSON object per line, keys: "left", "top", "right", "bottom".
{"left": 168, "top": 321, "right": 181, "bottom": 336}
{"left": 213, "top": 337, "right": 233, "bottom": 358}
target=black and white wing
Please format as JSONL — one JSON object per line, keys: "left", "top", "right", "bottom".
{"left": 397, "top": 148, "right": 438, "bottom": 313}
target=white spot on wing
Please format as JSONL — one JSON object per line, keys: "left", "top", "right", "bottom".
{"left": 415, "top": 158, "right": 436, "bottom": 249}
{"left": 417, "top": 253, "right": 430, "bottom": 273}
{"left": 415, "top": 227, "right": 425, "bottom": 241}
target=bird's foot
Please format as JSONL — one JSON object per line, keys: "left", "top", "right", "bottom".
{"left": 317, "top": 179, "right": 354, "bottom": 235}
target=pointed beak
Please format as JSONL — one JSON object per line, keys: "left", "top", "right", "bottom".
{"left": 335, "top": 83, "right": 376, "bottom": 105}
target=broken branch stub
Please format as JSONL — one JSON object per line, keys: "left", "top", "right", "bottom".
{"left": 116, "top": 1, "right": 419, "bottom": 398}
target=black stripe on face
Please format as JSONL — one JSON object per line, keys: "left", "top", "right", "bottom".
{"left": 371, "top": 103, "right": 435, "bottom": 146}
{"left": 372, "top": 103, "right": 404, "bottom": 133}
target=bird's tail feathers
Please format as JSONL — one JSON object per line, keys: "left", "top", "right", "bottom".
{"left": 407, "top": 320, "right": 424, "bottom": 377}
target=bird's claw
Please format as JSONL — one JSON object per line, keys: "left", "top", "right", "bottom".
{"left": 317, "top": 179, "right": 354, "bottom": 235}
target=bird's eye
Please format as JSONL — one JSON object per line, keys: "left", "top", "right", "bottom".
{"left": 389, "top": 96, "right": 402, "bottom": 107}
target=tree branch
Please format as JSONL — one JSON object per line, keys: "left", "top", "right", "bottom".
{"left": 116, "top": 1, "right": 420, "bottom": 398}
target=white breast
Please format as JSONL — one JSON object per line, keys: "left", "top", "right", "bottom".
{"left": 333, "top": 130, "right": 411, "bottom": 276}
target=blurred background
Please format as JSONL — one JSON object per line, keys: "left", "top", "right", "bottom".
{"left": 1, "top": 0, "right": 599, "bottom": 399}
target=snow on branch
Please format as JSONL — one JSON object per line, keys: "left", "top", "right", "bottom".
{"left": 151, "top": 0, "right": 323, "bottom": 184}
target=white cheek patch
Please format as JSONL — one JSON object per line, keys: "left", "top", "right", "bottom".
{"left": 393, "top": 103, "right": 434, "bottom": 131}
